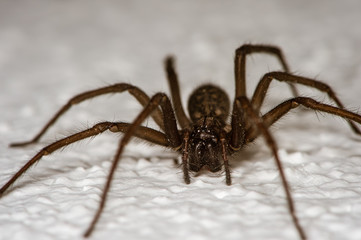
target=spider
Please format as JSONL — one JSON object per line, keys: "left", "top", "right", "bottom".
{"left": 2, "top": 44, "right": 361, "bottom": 240}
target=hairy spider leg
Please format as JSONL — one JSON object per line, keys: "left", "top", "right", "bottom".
{"left": 246, "top": 97, "right": 361, "bottom": 142}
{"left": 234, "top": 44, "right": 298, "bottom": 98}
{"left": 165, "top": 56, "right": 192, "bottom": 129}
{"left": 84, "top": 92, "right": 181, "bottom": 237}
{"left": 250, "top": 71, "right": 361, "bottom": 134}
{"left": 0, "top": 122, "right": 169, "bottom": 196}
{"left": 10, "top": 84, "right": 165, "bottom": 147}
{"left": 235, "top": 96, "right": 306, "bottom": 240}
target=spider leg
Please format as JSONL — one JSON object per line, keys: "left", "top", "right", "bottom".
{"left": 236, "top": 96, "right": 306, "bottom": 240}
{"left": 229, "top": 99, "right": 246, "bottom": 151}
{"left": 234, "top": 44, "right": 298, "bottom": 98}
{"left": 165, "top": 56, "right": 192, "bottom": 129}
{"left": 246, "top": 97, "right": 361, "bottom": 142}
{"left": 220, "top": 131, "right": 231, "bottom": 185}
{"left": 0, "top": 121, "right": 169, "bottom": 196}
{"left": 10, "top": 83, "right": 165, "bottom": 147}
{"left": 181, "top": 130, "right": 191, "bottom": 184}
{"left": 84, "top": 92, "right": 181, "bottom": 237}
{"left": 250, "top": 71, "right": 361, "bottom": 134}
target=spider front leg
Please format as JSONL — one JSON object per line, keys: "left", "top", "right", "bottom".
{"left": 234, "top": 96, "right": 306, "bottom": 240}
{"left": 250, "top": 71, "right": 361, "bottom": 134}
{"left": 234, "top": 44, "right": 298, "bottom": 98}
{"left": 84, "top": 92, "right": 182, "bottom": 237}
{"left": 10, "top": 83, "right": 165, "bottom": 147}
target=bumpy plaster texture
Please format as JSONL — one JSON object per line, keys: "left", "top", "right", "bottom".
{"left": 1, "top": 1, "right": 361, "bottom": 240}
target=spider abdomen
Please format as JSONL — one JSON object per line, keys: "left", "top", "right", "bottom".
{"left": 187, "top": 84, "right": 230, "bottom": 123}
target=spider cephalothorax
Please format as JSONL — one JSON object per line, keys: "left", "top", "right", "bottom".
{"left": 2, "top": 44, "right": 361, "bottom": 240}
{"left": 188, "top": 117, "right": 223, "bottom": 172}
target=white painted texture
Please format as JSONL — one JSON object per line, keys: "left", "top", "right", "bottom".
{"left": 1, "top": 1, "right": 361, "bottom": 240}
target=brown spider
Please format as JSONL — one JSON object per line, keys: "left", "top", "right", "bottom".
{"left": 2, "top": 44, "right": 361, "bottom": 239}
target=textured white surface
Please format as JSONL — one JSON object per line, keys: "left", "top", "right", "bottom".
{"left": 1, "top": 1, "right": 361, "bottom": 240}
